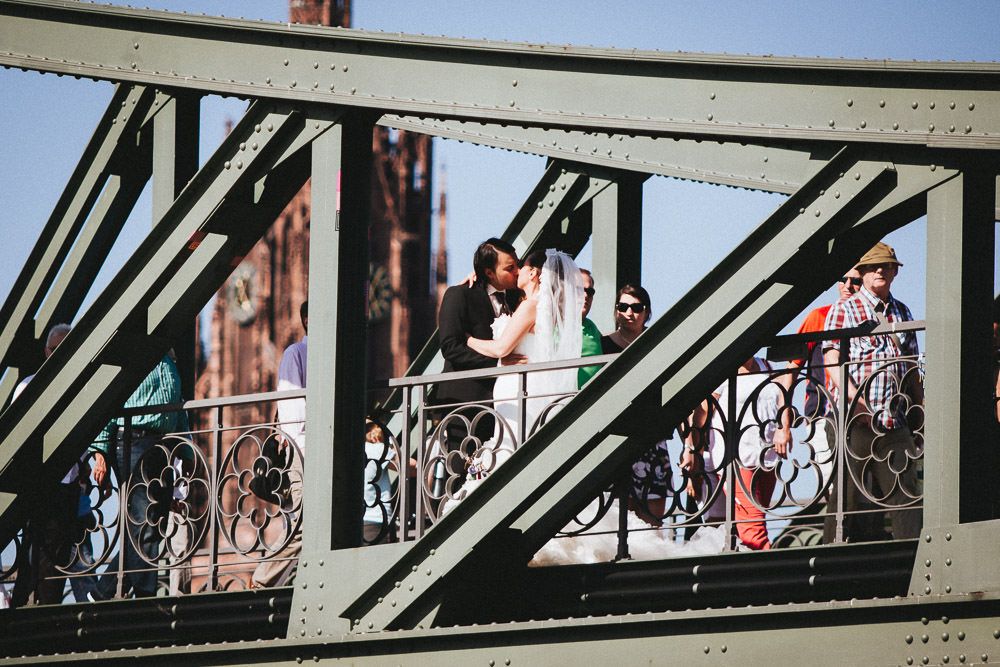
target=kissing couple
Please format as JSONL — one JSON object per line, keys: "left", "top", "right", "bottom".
{"left": 435, "top": 238, "right": 584, "bottom": 501}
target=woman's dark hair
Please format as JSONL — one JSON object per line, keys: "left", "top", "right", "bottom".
{"left": 473, "top": 237, "right": 518, "bottom": 283}
{"left": 616, "top": 284, "right": 652, "bottom": 325}
{"left": 522, "top": 249, "right": 546, "bottom": 270}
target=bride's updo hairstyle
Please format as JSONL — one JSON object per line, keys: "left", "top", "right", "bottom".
{"left": 522, "top": 249, "right": 547, "bottom": 273}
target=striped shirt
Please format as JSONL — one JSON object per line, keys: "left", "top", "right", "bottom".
{"left": 91, "top": 354, "right": 188, "bottom": 453}
{"left": 822, "top": 286, "right": 919, "bottom": 430}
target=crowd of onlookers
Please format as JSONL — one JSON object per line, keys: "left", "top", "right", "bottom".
{"left": 2, "top": 238, "right": 929, "bottom": 606}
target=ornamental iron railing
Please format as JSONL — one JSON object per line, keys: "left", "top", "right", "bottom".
{"left": 0, "top": 322, "right": 933, "bottom": 604}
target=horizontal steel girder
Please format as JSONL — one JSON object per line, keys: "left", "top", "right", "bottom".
{"left": 1, "top": 1, "right": 1000, "bottom": 149}
{"left": 381, "top": 116, "right": 835, "bottom": 194}
{"left": 0, "top": 102, "right": 344, "bottom": 542}
{"left": 329, "top": 153, "right": 956, "bottom": 633}
{"left": 8, "top": 587, "right": 1000, "bottom": 664}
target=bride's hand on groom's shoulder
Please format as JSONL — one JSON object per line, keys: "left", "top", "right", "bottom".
{"left": 500, "top": 353, "right": 528, "bottom": 366}
{"left": 458, "top": 271, "right": 476, "bottom": 288}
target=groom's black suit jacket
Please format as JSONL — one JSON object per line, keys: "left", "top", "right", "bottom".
{"left": 436, "top": 282, "right": 498, "bottom": 407}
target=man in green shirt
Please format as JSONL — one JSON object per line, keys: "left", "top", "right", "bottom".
{"left": 89, "top": 353, "right": 187, "bottom": 599}
{"left": 578, "top": 269, "right": 603, "bottom": 387}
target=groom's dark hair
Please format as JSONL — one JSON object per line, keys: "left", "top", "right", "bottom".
{"left": 473, "top": 238, "right": 517, "bottom": 283}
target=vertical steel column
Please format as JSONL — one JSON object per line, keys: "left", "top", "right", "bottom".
{"left": 924, "top": 168, "right": 996, "bottom": 527}
{"left": 590, "top": 176, "right": 643, "bottom": 333}
{"left": 152, "top": 92, "right": 200, "bottom": 400}
{"left": 301, "top": 113, "right": 373, "bottom": 554}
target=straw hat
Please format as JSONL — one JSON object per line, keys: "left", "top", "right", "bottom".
{"left": 855, "top": 241, "right": 903, "bottom": 268}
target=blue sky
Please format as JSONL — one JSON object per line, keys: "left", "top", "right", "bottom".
{"left": 2, "top": 0, "right": 999, "bottom": 346}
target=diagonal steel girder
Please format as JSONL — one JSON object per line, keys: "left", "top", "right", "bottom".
{"left": 1, "top": 1, "right": 1000, "bottom": 149}
{"left": 0, "top": 101, "right": 345, "bottom": 543}
{"left": 382, "top": 116, "right": 836, "bottom": 194}
{"left": 0, "top": 84, "right": 162, "bottom": 407}
{"left": 330, "top": 151, "right": 956, "bottom": 632}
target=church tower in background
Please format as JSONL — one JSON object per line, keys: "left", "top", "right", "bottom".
{"left": 194, "top": 0, "right": 439, "bottom": 417}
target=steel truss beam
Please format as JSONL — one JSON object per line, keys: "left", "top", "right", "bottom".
{"left": 0, "top": 84, "right": 162, "bottom": 407}
{"left": 382, "top": 116, "right": 836, "bottom": 194}
{"left": 0, "top": 101, "right": 346, "bottom": 542}
{"left": 296, "top": 151, "right": 957, "bottom": 635}
{"left": 1, "top": 1, "right": 1000, "bottom": 149}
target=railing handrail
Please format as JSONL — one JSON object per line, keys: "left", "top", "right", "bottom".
{"left": 116, "top": 320, "right": 927, "bottom": 419}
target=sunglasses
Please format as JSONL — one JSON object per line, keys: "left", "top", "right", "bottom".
{"left": 839, "top": 277, "right": 863, "bottom": 286}
{"left": 616, "top": 302, "right": 647, "bottom": 313}
{"left": 583, "top": 287, "right": 596, "bottom": 297}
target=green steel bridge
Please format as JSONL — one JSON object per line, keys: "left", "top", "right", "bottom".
{"left": 1, "top": 1, "right": 1000, "bottom": 664}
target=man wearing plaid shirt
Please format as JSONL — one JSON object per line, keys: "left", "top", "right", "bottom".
{"left": 822, "top": 242, "right": 922, "bottom": 542}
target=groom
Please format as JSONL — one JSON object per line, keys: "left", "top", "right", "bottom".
{"left": 436, "top": 238, "right": 520, "bottom": 451}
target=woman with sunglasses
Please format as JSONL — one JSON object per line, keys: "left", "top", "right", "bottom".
{"left": 601, "top": 284, "right": 651, "bottom": 353}
{"left": 598, "top": 285, "right": 667, "bottom": 525}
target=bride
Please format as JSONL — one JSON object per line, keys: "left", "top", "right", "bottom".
{"left": 462, "top": 249, "right": 584, "bottom": 481}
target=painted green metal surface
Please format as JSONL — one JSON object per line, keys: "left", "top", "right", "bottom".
{"left": 0, "top": 84, "right": 157, "bottom": 406}
{"left": 1, "top": 1, "right": 1000, "bottom": 149}
{"left": 382, "top": 115, "right": 835, "bottom": 194}
{"left": 0, "top": 103, "right": 341, "bottom": 544}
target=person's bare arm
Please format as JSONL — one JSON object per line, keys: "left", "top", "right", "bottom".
{"left": 771, "top": 363, "right": 799, "bottom": 457}
{"left": 467, "top": 300, "right": 537, "bottom": 358}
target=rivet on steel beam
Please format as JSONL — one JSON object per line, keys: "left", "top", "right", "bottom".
{"left": 834, "top": 191, "right": 841, "bottom": 198}
{"left": 924, "top": 586, "right": 931, "bottom": 594}
{"left": 943, "top": 633, "right": 950, "bottom": 641}
{"left": 265, "top": 77, "right": 271, "bottom": 84}
{"left": 878, "top": 99, "right": 886, "bottom": 107}
{"left": 299, "top": 630, "right": 305, "bottom": 637}
{"left": 860, "top": 120, "right": 867, "bottom": 128}
{"left": 854, "top": 172, "right": 861, "bottom": 180}
{"left": 224, "top": 161, "right": 231, "bottom": 170}
{"left": 829, "top": 119, "right": 835, "bottom": 127}
{"left": 893, "top": 122, "right": 900, "bottom": 130}
{"left": 351, "top": 87, "right": 357, "bottom": 94}
{"left": 949, "top": 125, "right": 956, "bottom": 133}
{"left": 906, "top": 658, "right": 913, "bottom": 665}
{"left": 283, "top": 59, "right": 289, "bottom": 66}
{"left": 343, "top": 65, "right": 349, "bottom": 72}
{"left": 928, "top": 124, "right": 935, "bottom": 132}
{"left": 922, "top": 657, "right": 929, "bottom": 665}
{"left": 847, "top": 98, "right": 853, "bottom": 107}
{"left": 313, "top": 82, "right": 318, "bottom": 88}
{"left": 709, "top": 92, "right": 716, "bottom": 100}
{"left": 291, "top": 80, "right": 297, "bottom": 87}
{"left": 925, "top": 560, "right": 932, "bottom": 567}
{"left": 945, "top": 586, "right": 952, "bottom": 593}
{"left": 983, "top": 656, "right": 989, "bottom": 663}
{"left": 959, "top": 655, "right": 966, "bottom": 663}
{"left": 408, "top": 584, "right": 414, "bottom": 591}
{"left": 922, "top": 618, "right": 930, "bottom": 625}
{"left": 965, "top": 125, "right": 972, "bottom": 133}
{"left": 956, "top": 632, "right": 964, "bottom": 641}
{"left": 411, "top": 566, "right": 418, "bottom": 572}
{"left": 130, "top": 62, "right": 137, "bottom": 69}
{"left": 906, "top": 635, "right": 914, "bottom": 644}
{"left": 313, "top": 62, "right": 318, "bottom": 69}
{"left": 945, "top": 533, "right": 952, "bottom": 541}
{"left": 926, "top": 535, "right": 932, "bottom": 543}
{"left": 968, "top": 102, "right": 975, "bottom": 110}
{"left": 707, "top": 114, "right": 714, "bottom": 121}
{"left": 911, "top": 101, "right": 918, "bottom": 109}
{"left": 512, "top": 80, "right": 517, "bottom": 87}
{"left": 946, "top": 559, "right": 952, "bottom": 566}
{"left": 930, "top": 165, "right": 937, "bottom": 171}
{"left": 921, "top": 635, "right": 929, "bottom": 644}
{"left": 929, "top": 101, "right": 936, "bottom": 109}
{"left": 925, "top": 574, "right": 932, "bottom": 581}
{"left": 368, "top": 622, "right": 374, "bottom": 629}
{"left": 394, "top": 581, "right": 401, "bottom": 588}
{"left": 239, "top": 142, "right": 246, "bottom": 151}
{"left": 318, "top": 604, "right": 323, "bottom": 611}
{"left": 268, "top": 123, "right": 274, "bottom": 132}
{"left": 391, "top": 600, "right": 397, "bottom": 607}
{"left": 703, "top": 647, "right": 710, "bottom": 654}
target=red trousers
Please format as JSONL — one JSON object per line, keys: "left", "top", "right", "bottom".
{"left": 733, "top": 467, "right": 776, "bottom": 550}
